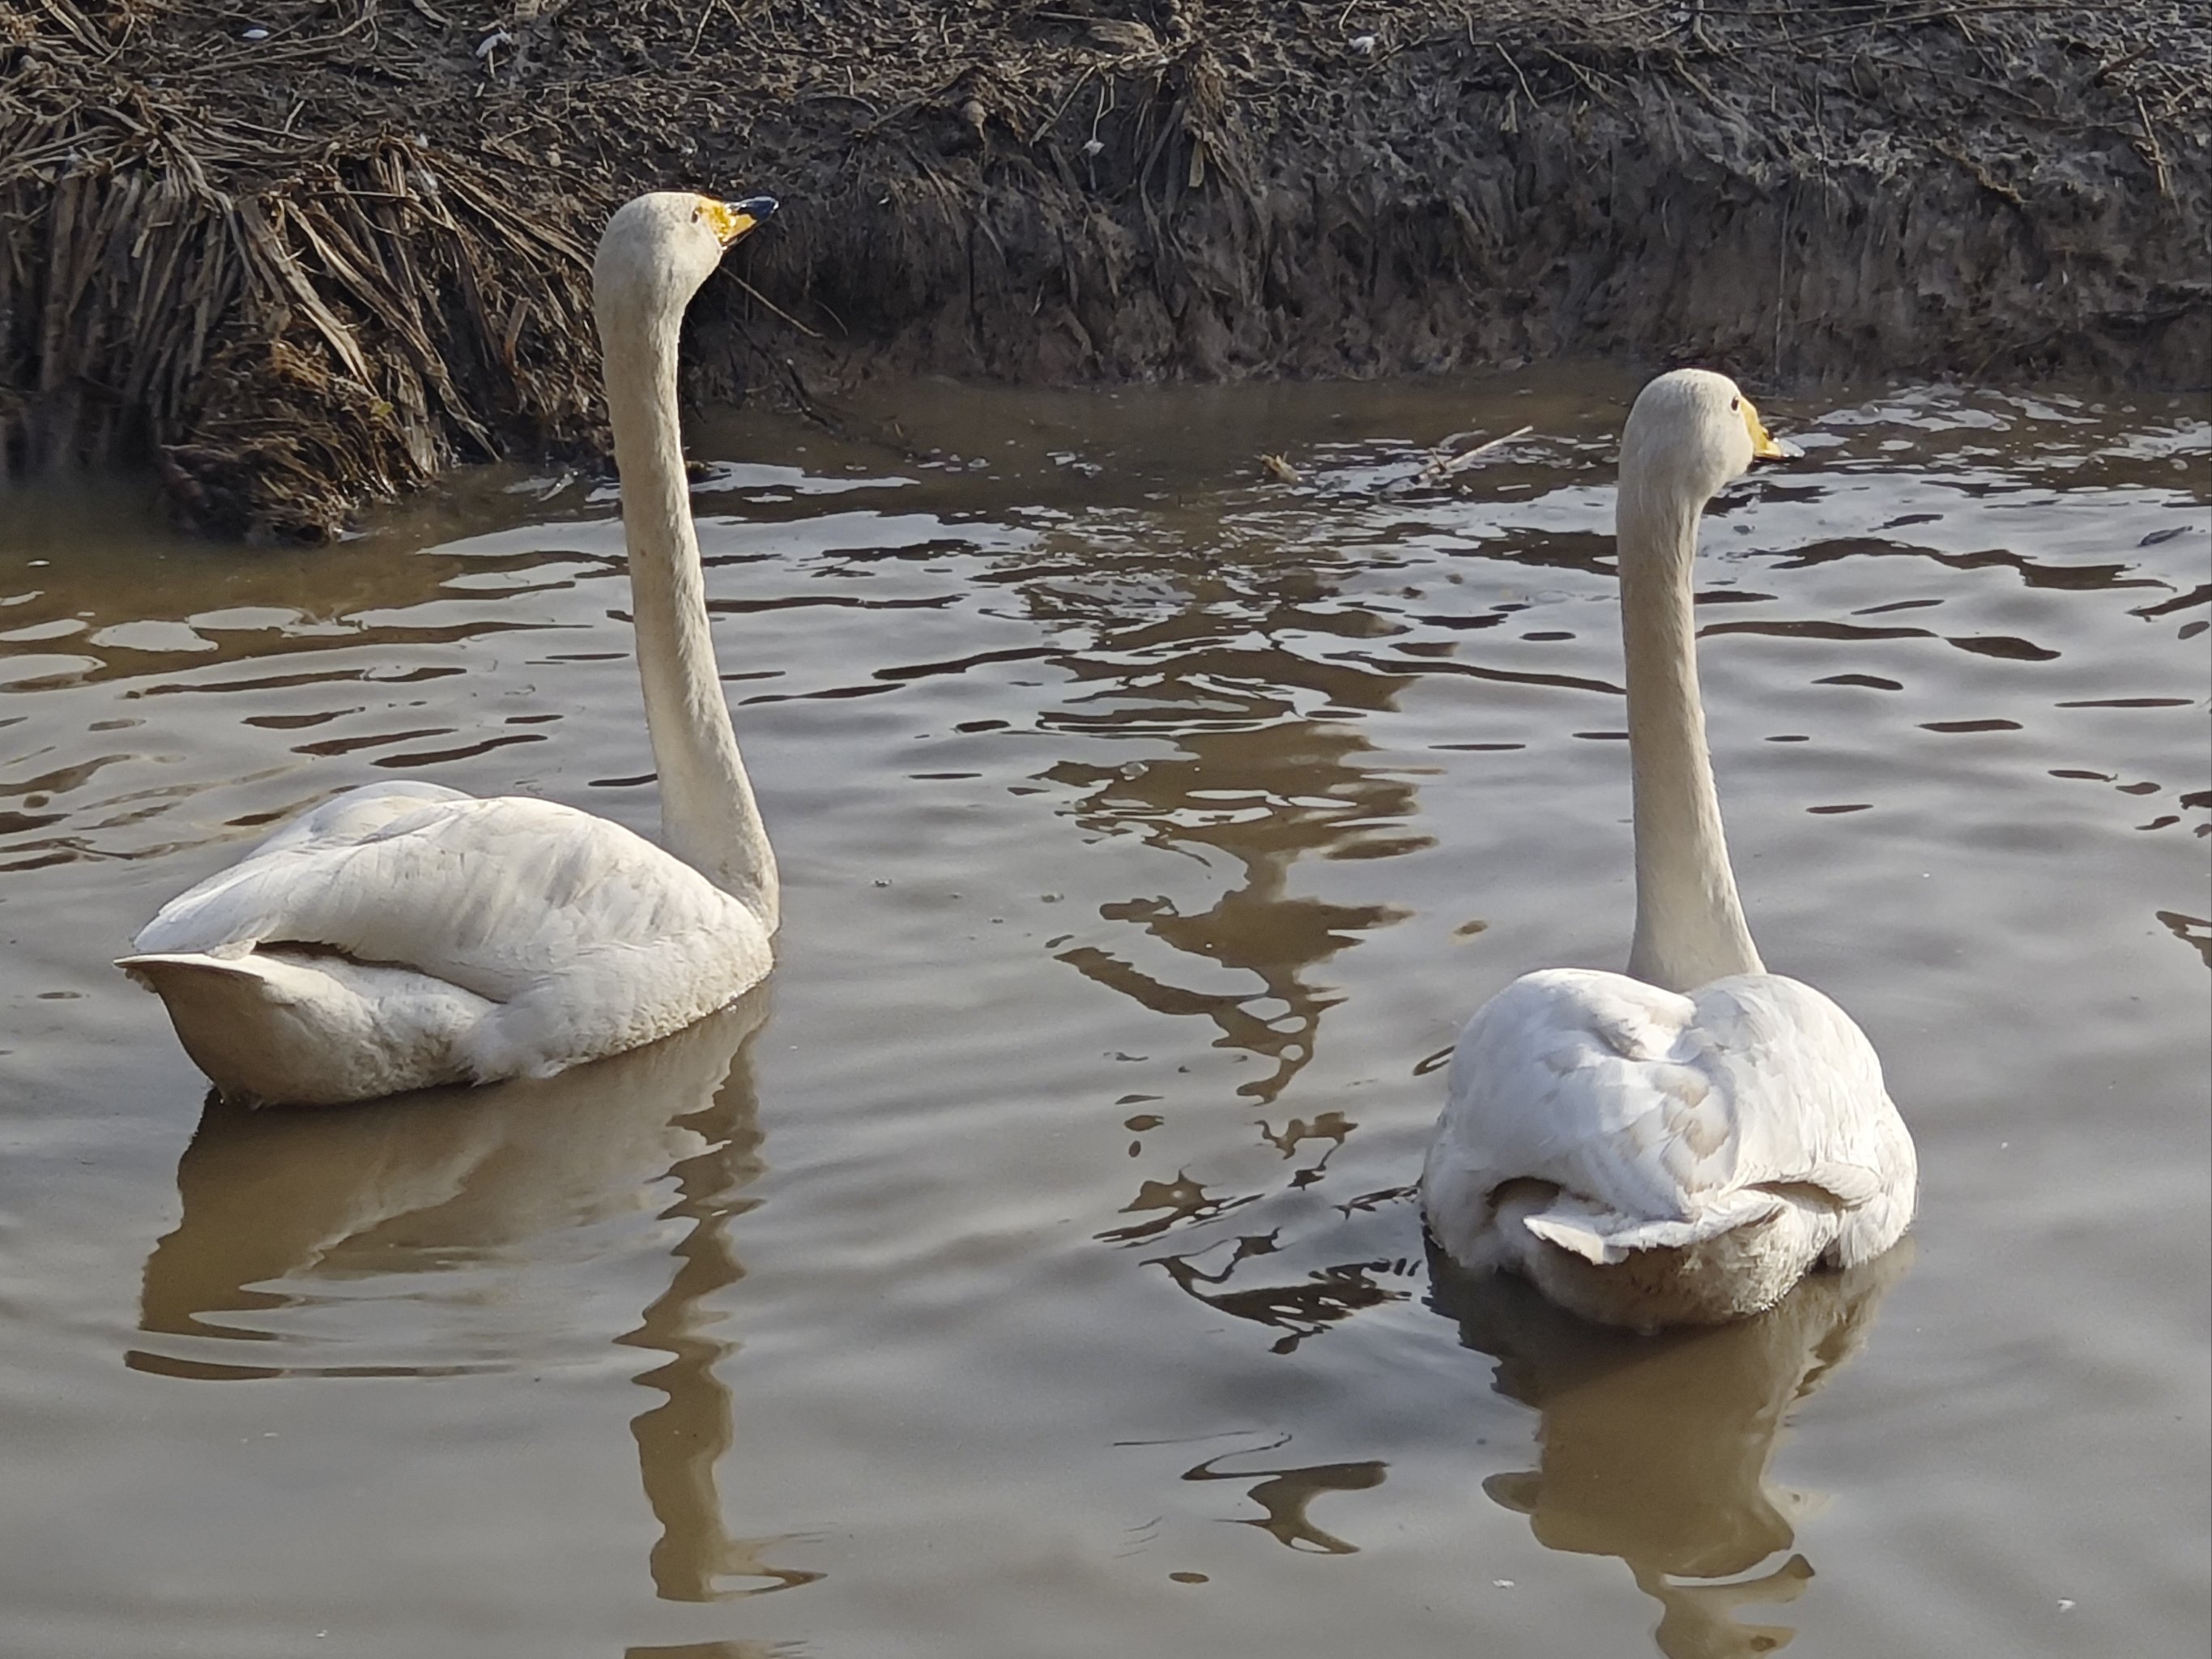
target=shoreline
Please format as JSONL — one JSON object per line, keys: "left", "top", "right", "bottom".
{"left": 3, "top": 0, "right": 2206, "bottom": 539}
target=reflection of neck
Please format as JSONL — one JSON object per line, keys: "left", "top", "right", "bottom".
{"left": 1636, "top": 1555, "right": 1814, "bottom": 1659}
{"left": 1617, "top": 472, "right": 1762, "bottom": 992}
{"left": 620, "top": 1020, "right": 820, "bottom": 1598}
{"left": 601, "top": 284, "right": 778, "bottom": 932}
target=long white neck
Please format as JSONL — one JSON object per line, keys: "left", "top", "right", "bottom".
{"left": 600, "top": 291, "right": 778, "bottom": 932}
{"left": 1617, "top": 473, "right": 1761, "bottom": 992}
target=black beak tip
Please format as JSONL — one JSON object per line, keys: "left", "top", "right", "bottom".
{"left": 734, "top": 194, "right": 778, "bottom": 220}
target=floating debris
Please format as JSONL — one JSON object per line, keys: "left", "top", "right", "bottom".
{"left": 1415, "top": 424, "right": 1534, "bottom": 484}
{"left": 1259, "top": 453, "right": 1302, "bottom": 484}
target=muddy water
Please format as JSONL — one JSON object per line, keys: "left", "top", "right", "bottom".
{"left": 0, "top": 373, "right": 2205, "bottom": 1659}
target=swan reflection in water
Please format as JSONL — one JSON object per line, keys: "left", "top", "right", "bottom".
{"left": 128, "top": 989, "right": 816, "bottom": 1601}
{"left": 1433, "top": 1243, "right": 1913, "bottom": 1659}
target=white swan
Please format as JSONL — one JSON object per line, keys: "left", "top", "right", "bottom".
{"left": 1420, "top": 369, "right": 1917, "bottom": 1329}
{"left": 119, "top": 193, "right": 782, "bottom": 1107}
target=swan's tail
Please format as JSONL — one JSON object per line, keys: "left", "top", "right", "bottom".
{"left": 1512, "top": 1189, "right": 1786, "bottom": 1266}
{"left": 118, "top": 950, "right": 314, "bottom": 1007}
{"left": 117, "top": 950, "right": 484, "bottom": 1107}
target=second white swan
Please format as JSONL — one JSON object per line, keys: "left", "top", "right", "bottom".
{"left": 1421, "top": 369, "right": 1918, "bottom": 1328}
{"left": 121, "top": 193, "right": 782, "bottom": 1106}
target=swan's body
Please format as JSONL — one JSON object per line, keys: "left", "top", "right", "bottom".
{"left": 121, "top": 193, "right": 782, "bottom": 1106}
{"left": 1421, "top": 370, "right": 1917, "bottom": 1328}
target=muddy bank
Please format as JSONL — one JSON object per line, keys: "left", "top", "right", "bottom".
{"left": 3, "top": 0, "right": 2206, "bottom": 539}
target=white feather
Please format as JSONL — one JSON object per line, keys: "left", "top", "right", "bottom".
{"left": 1422, "top": 968, "right": 1916, "bottom": 1316}
{"left": 121, "top": 784, "right": 769, "bottom": 1103}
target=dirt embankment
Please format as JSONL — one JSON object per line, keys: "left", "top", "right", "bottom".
{"left": 2, "top": 0, "right": 2206, "bottom": 539}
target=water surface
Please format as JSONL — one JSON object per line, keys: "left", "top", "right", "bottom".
{"left": 1, "top": 373, "right": 2206, "bottom": 1658}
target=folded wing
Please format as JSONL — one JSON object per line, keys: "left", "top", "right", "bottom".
{"left": 133, "top": 783, "right": 751, "bottom": 1000}
{"left": 1423, "top": 967, "right": 1916, "bottom": 1269}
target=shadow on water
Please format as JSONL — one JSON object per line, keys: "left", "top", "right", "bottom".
{"left": 1430, "top": 1243, "right": 1916, "bottom": 1659}
{"left": 126, "top": 989, "right": 818, "bottom": 1601}
{"left": 1143, "top": 1229, "right": 1408, "bottom": 1356}
{"left": 1023, "top": 520, "right": 1422, "bottom": 1113}
{"left": 1178, "top": 1431, "right": 1388, "bottom": 1555}
{"left": 1045, "top": 554, "right": 1434, "bottom": 1333}
{"left": 1052, "top": 720, "right": 1416, "bottom": 1111}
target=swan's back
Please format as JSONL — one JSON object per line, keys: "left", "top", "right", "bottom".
{"left": 134, "top": 784, "right": 760, "bottom": 998}
{"left": 1421, "top": 968, "right": 1917, "bottom": 1326}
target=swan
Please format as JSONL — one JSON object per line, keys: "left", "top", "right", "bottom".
{"left": 1419, "top": 369, "right": 1917, "bottom": 1329}
{"left": 119, "top": 192, "right": 783, "bottom": 1107}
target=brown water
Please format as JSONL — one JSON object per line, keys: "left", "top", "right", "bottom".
{"left": 0, "top": 373, "right": 2206, "bottom": 1659}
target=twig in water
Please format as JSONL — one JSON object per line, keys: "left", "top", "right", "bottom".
{"left": 1415, "top": 424, "right": 1532, "bottom": 484}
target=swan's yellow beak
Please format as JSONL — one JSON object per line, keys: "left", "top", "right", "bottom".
{"left": 1742, "top": 397, "right": 1802, "bottom": 461}
{"left": 698, "top": 194, "right": 777, "bottom": 248}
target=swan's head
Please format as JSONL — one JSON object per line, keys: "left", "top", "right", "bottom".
{"left": 593, "top": 191, "right": 777, "bottom": 332}
{"left": 1619, "top": 369, "right": 1797, "bottom": 507}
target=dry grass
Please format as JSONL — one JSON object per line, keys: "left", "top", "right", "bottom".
{"left": 2, "top": 0, "right": 615, "bottom": 535}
